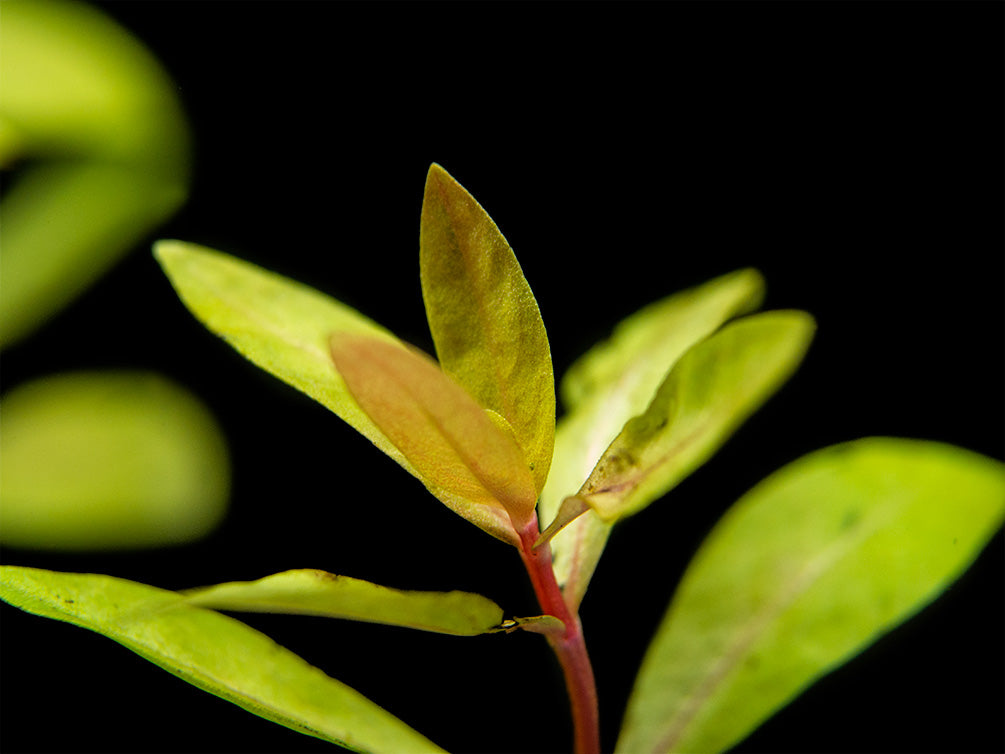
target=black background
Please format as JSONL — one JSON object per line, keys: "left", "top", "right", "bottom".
{"left": 1, "top": 2, "right": 1002, "bottom": 753}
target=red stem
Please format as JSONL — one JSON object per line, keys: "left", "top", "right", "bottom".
{"left": 517, "top": 520, "right": 600, "bottom": 754}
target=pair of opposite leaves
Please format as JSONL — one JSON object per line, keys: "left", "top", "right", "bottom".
{"left": 157, "top": 164, "right": 815, "bottom": 601}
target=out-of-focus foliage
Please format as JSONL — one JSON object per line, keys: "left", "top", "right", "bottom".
{"left": 0, "top": 0, "right": 190, "bottom": 347}
{"left": 0, "top": 372, "right": 230, "bottom": 549}
{"left": 0, "top": 2, "right": 227, "bottom": 551}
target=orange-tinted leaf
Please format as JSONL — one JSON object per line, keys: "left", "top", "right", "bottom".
{"left": 330, "top": 333, "right": 538, "bottom": 544}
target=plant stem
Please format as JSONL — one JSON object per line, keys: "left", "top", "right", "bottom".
{"left": 518, "top": 519, "right": 600, "bottom": 754}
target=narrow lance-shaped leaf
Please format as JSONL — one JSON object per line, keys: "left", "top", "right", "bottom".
{"left": 330, "top": 333, "right": 539, "bottom": 545}
{"left": 565, "top": 310, "right": 815, "bottom": 526}
{"left": 539, "top": 269, "right": 765, "bottom": 609}
{"left": 183, "top": 569, "right": 505, "bottom": 637}
{"left": 559, "top": 269, "right": 765, "bottom": 412}
{"left": 616, "top": 439, "right": 1005, "bottom": 754}
{"left": 0, "top": 566, "right": 447, "bottom": 754}
{"left": 420, "top": 164, "right": 555, "bottom": 493}
{"left": 154, "top": 241, "right": 418, "bottom": 479}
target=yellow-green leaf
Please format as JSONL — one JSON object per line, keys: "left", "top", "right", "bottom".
{"left": 154, "top": 240, "right": 416, "bottom": 477}
{"left": 0, "top": 0, "right": 189, "bottom": 348}
{"left": 616, "top": 439, "right": 1005, "bottom": 754}
{"left": 0, "top": 0, "right": 189, "bottom": 168}
{"left": 538, "top": 270, "right": 765, "bottom": 609}
{"left": 183, "top": 569, "right": 504, "bottom": 637}
{"left": 330, "top": 333, "right": 539, "bottom": 544}
{"left": 0, "top": 566, "right": 447, "bottom": 754}
{"left": 560, "top": 268, "right": 764, "bottom": 411}
{"left": 0, "top": 372, "right": 229, "bottom": 550}
{"left": 420, "top": 164, "right": 555, "bottom": 493}
{"left": 576, "top": 311, "right": 815, "bottom": 523}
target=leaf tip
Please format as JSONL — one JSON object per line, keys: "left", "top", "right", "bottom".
{"left": 491, "top": 614, "right": 565, "bottom": 637}
{"left": 152, "top": 238, "right": 182, "bottom": 264}
{"left": 424, "top": 162, "right": 454, "bottom": 195}
{"left": 783, "top": 308, "right": 818, "bottom": 346}
{"left": 536, "top": 496, "right": 590, "bottom": 548}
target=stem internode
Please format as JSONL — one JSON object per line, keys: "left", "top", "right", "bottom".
{"left": 517, "top": 520, "right": 600, "bottom": 754}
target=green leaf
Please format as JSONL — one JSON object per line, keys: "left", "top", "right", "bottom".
{"left": 183, "top": 569, "right": 505, "bottom": 637}
{"left": 0, "top": 0, "right": 189, "bottom": 168}
{"left": 616, "top": 438, "right": 1005, "bottom": 754}
{"left": 559, "top": 269, "right": 764, "bottom": 411}
{"left": 0, "top": 566, "right": 447, "bottom": 754}
{"left": 154, "top": 240, "right": 418, "bottom": 478}
{"left": 538, "top": 270, "right": 765, "bottom": 609}
{"left": 420, "top": 164, "right": 555, "bottom": 493}
{"left": 573, "top": 310, "right": 815, "bottom": 523}
{"left": 0, "top": 371, "right": 229, "bottom": 550}
{"left": 330, "top": 333, "right": 538, "bottom": 544}
{"left": 0, "top": 0, "right": 189, "bottom": 348}
{"left": 1, "top": 164, "right": 186, "bottom": 348}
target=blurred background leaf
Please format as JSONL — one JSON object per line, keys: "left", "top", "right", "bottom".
{"left": 0, "top": 372, "right": 229, "bottom": 550}
{"left": 0, "top": 0, "right": 189, "bottom": 347}
{"left": 0, "top": 2, "right": 227, "bottom": 551}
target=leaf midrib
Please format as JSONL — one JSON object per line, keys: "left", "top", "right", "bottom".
{"left": 439, "top": 181, "right": 522, "bottom": 446}
{"left": 652, "top": 495, "right": 903, "bottom": 754}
